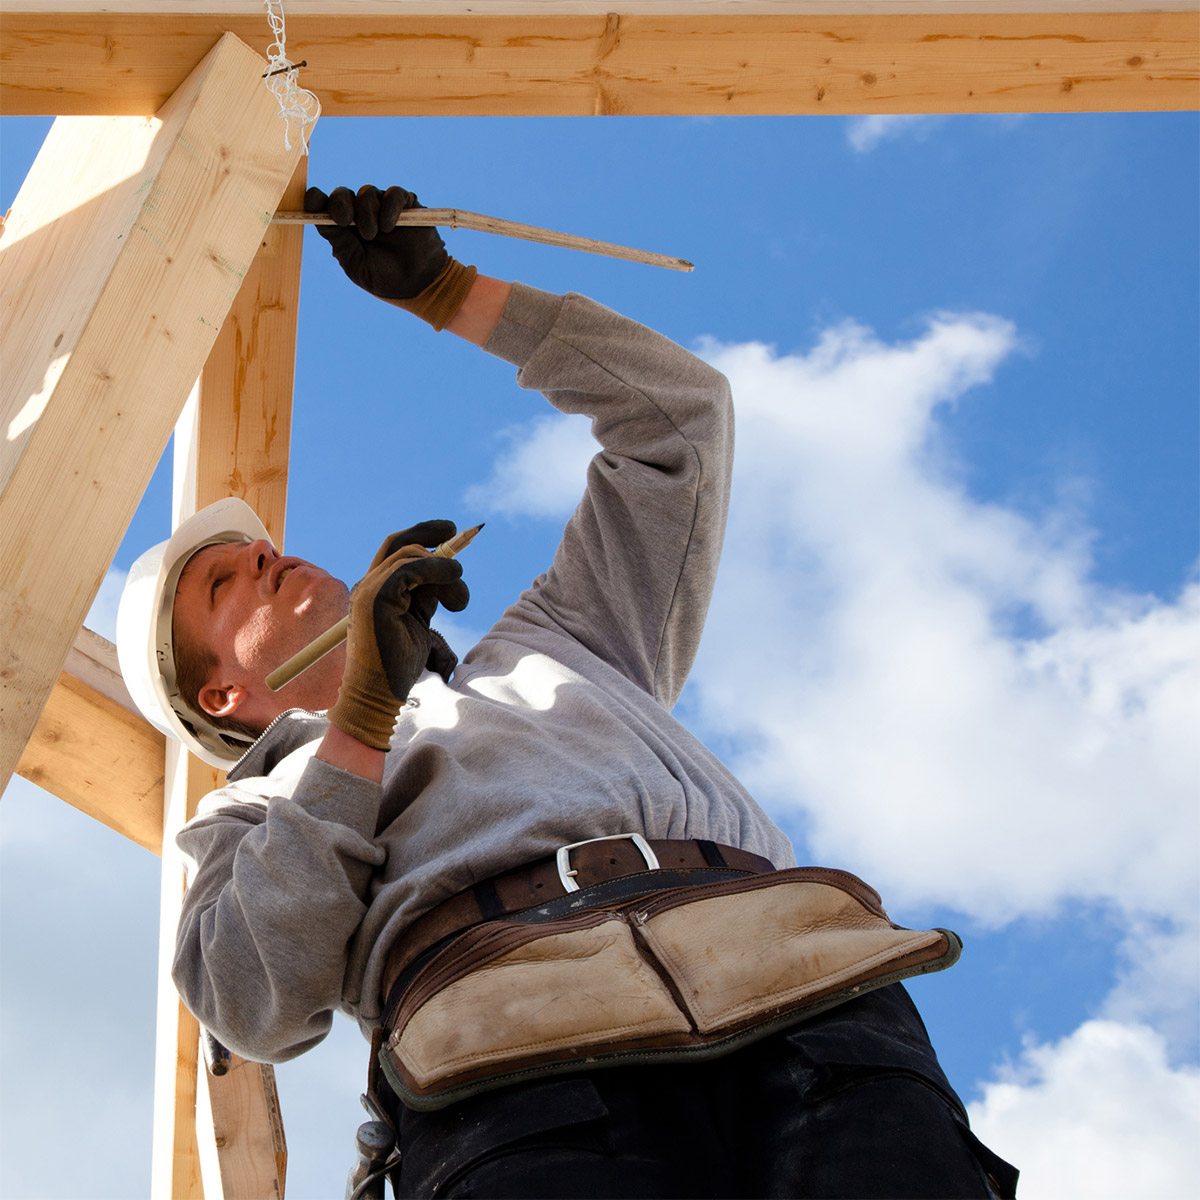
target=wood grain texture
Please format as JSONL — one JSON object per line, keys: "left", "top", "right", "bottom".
{"left": 202, "top": 1057, "right": 288, "bottom": 1200}
{"left": 167, "top": 190, "right": 294, "bottom": 1199}
{"left": 277, "top": 206, "right": 693, "bottom": 270}
{"left": 197, "top": 157, "right": 307, "bottom": 548}
{"left": 151, "top": 743, "right": 222, "bottom": 1200}
{"left": 15, "top": 665, "right": 166, "bottom": 852}
{"left": 0, "top": 32, "right": 305, "bottom": 793}
{"left": 2, "top": 2, "right": 1192, "bottom": 15}
{"left": 63, "top": 625, "right": 139, "bottom": 712}
{"left": 157, "top": 999, "right": 204, "bottom": 1200}
{"left": 1, "top": 11, "right": 1195, "bottom": 117}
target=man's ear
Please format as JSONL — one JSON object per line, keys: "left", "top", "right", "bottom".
{"left": 197, "top": 678, "right": 248, "bottom": 720}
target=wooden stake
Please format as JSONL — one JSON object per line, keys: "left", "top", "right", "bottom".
{"left": 274, "top": 208, "right": 694, "bottom": 272}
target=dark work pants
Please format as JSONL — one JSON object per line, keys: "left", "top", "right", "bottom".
{"left": 383, "top": 984, "right": 1019, "bottom": 1199}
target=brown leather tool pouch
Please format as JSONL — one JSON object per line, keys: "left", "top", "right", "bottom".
{"left": 380, "top": 867, "right": 961, "bottom": 1111}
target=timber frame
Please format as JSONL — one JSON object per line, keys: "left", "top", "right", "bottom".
{"left": 3, "top": 2, "right": 1198, "bottom": 117}
{"left": 2, "top": 4, "right": 1197, "bottom": 1198}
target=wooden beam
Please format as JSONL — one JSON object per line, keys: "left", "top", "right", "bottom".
{"left": 1, "top": 2, "right": 1189, "bottom": 15}
{"left": 10, "top": 138, "right": 305, "bottom": 856}
{"left": 10, "top": 143, "right": 306, "bottom": 832}
{"left": 1, "top": 7, "right": 1195, "bottom": 117}
{"left": 0, "top": 32, "right": 305, "bottom": 795}
{"left": 10, "top": 168, "right": 305, "bottom": 848}
{"left": 62, "top": 623, "right": 141, "bottom": 712}
{"left": 196, "top": 157, "right": 307, "bottom": 546}
{"left": 15, "top": 628, "right": 166, "bottom": 853}
{"left": 198, "top": 1054, "right": 288, "bottom": 1200}
{"left": 144, "top": 153, "right": 305, "bottom": 1200}
{"left": 159, "top": 217, "right": 299, "bottom": 1199}
{"left": 151, "top": 393, "right": 225, "bottom": 1200}
{"left": 152, "top": 739, "right": 221, "bottom": 1200}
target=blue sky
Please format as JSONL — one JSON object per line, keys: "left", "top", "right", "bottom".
{"left": 2, "top": 108, "right": 1197, "bottom": 1197}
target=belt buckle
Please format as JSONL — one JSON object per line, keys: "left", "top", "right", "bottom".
{"left": 555, "top": 833, "right": 661, "bottom": 893}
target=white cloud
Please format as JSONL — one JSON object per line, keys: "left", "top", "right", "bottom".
{"left": 677, "top": 323, "right": 1198, "bottom": 948}
{"left": 1102, "top": 915, "right": 1200, "bottom": 1059}
{"left": 968, "top": 1020, "right": 1200, "bottom": 1200}
{"left": 846, "top": 114, "right": 947, "bottom": 153}
{"left": 464, "top": 413, "right": 597, "bottom": 518}
{"left": 846, "top": 113, "right": 1027, "bottom": 154}
{"left": 434, "top": 611, "right": 492, "bottom": 663}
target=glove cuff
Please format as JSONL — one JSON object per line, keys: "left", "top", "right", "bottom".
{"left": 326, "top": 677, "right": 401, "bottom": 752}
{"left": 393, "top": 259, "right": 478, "bottom": 331}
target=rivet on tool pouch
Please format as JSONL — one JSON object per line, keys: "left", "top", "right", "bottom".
{"left": 380, "top": 866, "right": 962, "bottom": 1110}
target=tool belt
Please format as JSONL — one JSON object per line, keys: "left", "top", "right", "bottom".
{"left": 377, "top": 834, "right": 961, "bottom": 1111}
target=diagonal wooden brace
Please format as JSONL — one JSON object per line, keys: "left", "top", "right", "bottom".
{"left": 0, "top": 32, "right": 306, "bottom": 792}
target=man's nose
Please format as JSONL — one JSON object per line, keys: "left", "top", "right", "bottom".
{"left": 243, "top": 539, "right": 278, "bottom": 576}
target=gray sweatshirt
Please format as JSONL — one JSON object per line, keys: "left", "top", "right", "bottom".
{"left": 174, "top": 285, "right": 796, "bottom": 1064}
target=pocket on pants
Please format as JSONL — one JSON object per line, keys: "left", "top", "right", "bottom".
{"left": 779, "top": 982, "right": 967, "bottom": 1116}
{"left": 395, "top": 1077, "right": 610, "bottom": 1199}
{"left": 762, "top": 985, "right": 1018, "bottom": 1199}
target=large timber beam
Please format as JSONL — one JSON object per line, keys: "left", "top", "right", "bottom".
{"left": 15, "top": 628, "right": 166, "bottom": 852}
{"left": 1, "top": 3, "right": 1196, "bottom": 117}
{"left": 0, "top": 32, "right": 304, "bottom": 794}
{"left": 11, "top": 162, "right": 305, "bottom": 850}
{"left": 12, "top": 156, "right": 305, "bottom": 850}
{"left": 195, "top": 157, "right": 307, "bottom": 543}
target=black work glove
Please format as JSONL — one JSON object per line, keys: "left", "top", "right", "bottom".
{"left": 326, "top": 521, "right": 470, "bottom": 750}
{"left": 305, "top": 184, "right": 477, "bottom": 330}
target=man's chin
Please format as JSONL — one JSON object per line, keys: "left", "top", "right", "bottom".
{"left": 291, "top": 573, "right": 349, "bottom": 621}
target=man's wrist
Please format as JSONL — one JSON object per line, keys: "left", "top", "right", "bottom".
{"left": 317, "top": 721, "right": 386, "bottom": 783}
{"left": 444, "top": 274, "right": 513, "bottom": 346}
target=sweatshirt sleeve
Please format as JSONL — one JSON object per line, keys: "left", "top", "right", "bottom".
{"left": 172, "top": 754, "right": 386, "bottom": 1063}
{"left": 483, "top": 285, "right": 733, "bottom": 708}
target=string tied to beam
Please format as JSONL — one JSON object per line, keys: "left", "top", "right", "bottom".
{"left": 262, "top": 0, "right": 320, "bottom": 154}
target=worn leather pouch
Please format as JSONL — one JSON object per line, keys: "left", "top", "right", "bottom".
{"left": 380, "top": 867, "right": 961, "bottom": 1110}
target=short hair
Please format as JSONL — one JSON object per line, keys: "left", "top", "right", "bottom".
{"left": 171, "top": 612, "right": 264, "bottom": 743}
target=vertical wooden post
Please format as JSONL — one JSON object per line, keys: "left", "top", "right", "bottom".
{"left": 151, "top": 387, "right": 215, "bottom": 1200}
{"left": 196, "top": 156, "right": 308, "bottom": 541}
{"left": 154, "top": 145, "right": 307, "bottom": 1200}
{"left": 152, "top": 734, "right": 217, "bottom": 1200}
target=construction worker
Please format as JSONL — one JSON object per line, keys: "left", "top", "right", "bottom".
{"left": 117, "top": 183, "right": 1018, "bottom": 1198}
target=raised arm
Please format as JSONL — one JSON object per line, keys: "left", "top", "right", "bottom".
{"left": 482, "top": 286, "right": 733, "bottom": 707}
{"left": 307, "top": 183, "right": 733, "bottom": 706}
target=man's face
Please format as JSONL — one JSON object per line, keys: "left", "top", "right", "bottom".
{"left": 173, "top": 538, "right": 350, "bottom": 728}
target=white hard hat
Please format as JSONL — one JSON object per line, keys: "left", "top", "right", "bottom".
{"left": 116, "top": 497, "right": 271, "bottom": 769}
